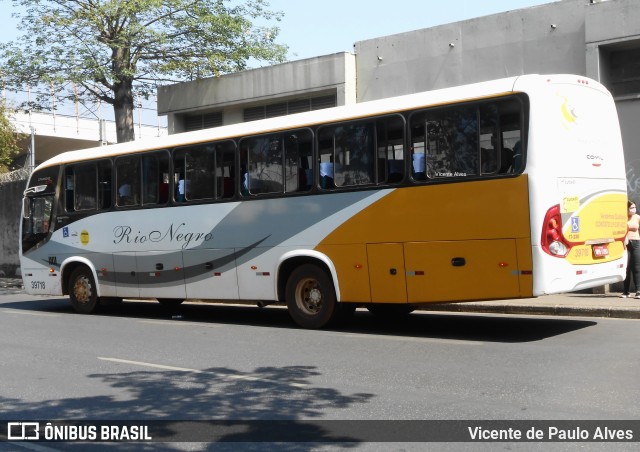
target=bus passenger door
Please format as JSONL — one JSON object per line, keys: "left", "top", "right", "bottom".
{"left": 136, "top": 251, "right": 186, "bottom": 299}
{"left": 183, "top": 249, "right": 239, "bottom": 300}
{"left": 366, "top": 243, "right": 407, "bottom": 303}
{"left": 404, "top": 240, "right": 520, "bottom": 302}
{"left": 113, "top": 252, "right": 139, "bottom": 298}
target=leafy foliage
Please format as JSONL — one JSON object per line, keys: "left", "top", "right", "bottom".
{"left": 0, "top": 103, "right": 21, "bottom": 173}
{"left": 0, "top": 0, "right": 288, "bottom": 142}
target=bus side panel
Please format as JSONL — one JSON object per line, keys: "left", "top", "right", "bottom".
{"left": 114, "top": 252, "right": 139, "bottom": 298}
{"left": 316, "top": 176, "right": 532, "bottom": 303}
{"left": 136, "top": 251, "right": 187, "bottom": 299}
{"left": 184, "top": 249, "right": 240, "bottom": 300}
{"left": 318, "top": 177, "right": 531, "bottom": 248}
{"left": 515, "top": 237, "right": 534, "bottom": 298}
{"left": 314, "top": 244, "right": 371, "bottom": 303}
{"left": 405, "top": 239, "right": 520, "bottom": 303}
{"left": 366, "top": 243, "right": 407, "bottom": 303}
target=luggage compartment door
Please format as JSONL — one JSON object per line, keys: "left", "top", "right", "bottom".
{"left": 367, "top": 243, "right": 407, "bottom": 303}
{"left": 404, "top": 240, "right": 520, "bottom": 303}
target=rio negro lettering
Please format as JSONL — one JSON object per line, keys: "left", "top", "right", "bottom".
{"left": 113, "top": 223, "right": 213, "bottom": 249}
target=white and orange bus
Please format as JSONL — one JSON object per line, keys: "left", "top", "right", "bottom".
{"left": 20, "top": 74, "right": 627, "bottom": 328}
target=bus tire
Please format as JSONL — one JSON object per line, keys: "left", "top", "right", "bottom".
{"left": 366, "top": 303, "right": 415, "bottom": 318}
{"left": 286, "top": 264, "right": 337, "bottom": 329}
{"left": 158, "top": 298, "right": 184, "bottom": 307}
{"left": 68, "top": 266, "right": 100, "bottom": 314}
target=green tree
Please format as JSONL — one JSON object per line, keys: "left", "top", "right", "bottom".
{"left": 0, "top": 0, "right": 287, "bottom": 143}
{"left": 0, "top": 103, "right": 21, "bottom": 173}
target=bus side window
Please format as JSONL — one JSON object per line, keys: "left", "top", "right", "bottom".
{"left": 65, "top": 163, "right": 98, "bottom": 211}
{"left": 376, "top": 115, "right": 405, "bottom": 184}
{"left": 409, "top": 121, "right": 427, "bottom": 181}
{"left": 317, "top": 132, "right": 335, "bottom": 189}
{"left": 216, "top": 140, "right": 236, "bottom": 199}
{"left": 480, "top": 98, "right": 524, "bottom": 175}
{"left": 185, "top": 145, "right": 216, "bottom": 200}
{"left": 318, "top": 121, "right": 375, "bottom": 188}
{"left": 98, "top": 160, "right": 112, "bottom": 209}
{"left": 115, "top": 156, "right": 140, "bottom": 206}
{"left": 247, "top": 135, "right": 283, "bottom": 195}
{"left": 480, "top": 103, "right": 500, "bottom": 175}
{"left": 410, "top": 107, "right": 478, "bottom": 179}
{"left": 64, "top": 168, "right": 75, "bottom": 212}
{"left": 174, "top": 141, "right": 235, "bottom": 201}
{"left": 285, "top": 129, "right": 312, "bottom": 193}
{"left": 142, "top": 151, "right": 170, "bottom": 205}
{"left": 499, "top": 100, "right": 524, "bottom": 173}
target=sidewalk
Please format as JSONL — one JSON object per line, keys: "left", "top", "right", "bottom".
{"left": 1, "top": 277, "right": 639, "bottom": 319}
{"left": 421, "top": 292, "right": 640, "bottom": 319}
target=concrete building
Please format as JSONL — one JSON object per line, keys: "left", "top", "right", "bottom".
{"left": 157, "top": 0, "right": 640, "bottom": 199}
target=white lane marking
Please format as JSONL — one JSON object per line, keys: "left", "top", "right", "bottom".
{"left": 0, "top": 309, "right": 61, "bottom": 317}
{"left": 136, "top": 320, "right": 222, "bottom": 328}
{"left": 98, "top": 357, "right": 308, "bottom": 388}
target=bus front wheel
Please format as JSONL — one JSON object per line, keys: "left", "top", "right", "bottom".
{"left": 68, "top": 266, "right": 99, "bottom": 314}
{"left": 286, "top": 264, "right": 336, "bottom": 329}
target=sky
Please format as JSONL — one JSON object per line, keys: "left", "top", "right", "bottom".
{"left": 1, "top": 0, "right": 557, "bottom": 62}
{"left": 0, "top": 0, "right": 557, "bottom": 121}
{"left": 265, "top": 0, "right": 557, "bottom": 61}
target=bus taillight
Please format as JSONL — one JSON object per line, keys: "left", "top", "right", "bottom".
{"left": 541, "top": 204, "right": 569, "bottom": 257}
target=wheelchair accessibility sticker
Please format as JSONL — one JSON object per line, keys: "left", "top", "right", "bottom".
{"left": 571, "top": 216, "right": 580, "bottom": 233}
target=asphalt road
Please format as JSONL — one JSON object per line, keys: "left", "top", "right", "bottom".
{"left": 0, "top": 294, "right": 638, "bottom": 451}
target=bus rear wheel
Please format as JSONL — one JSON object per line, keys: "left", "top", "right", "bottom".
{"left": 286, "top": 264, "right": 337, "bottom": 329}
{"left": 68, "top": 267, "right": 99, "bottom": 314}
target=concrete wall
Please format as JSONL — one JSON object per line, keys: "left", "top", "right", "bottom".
{"left": 583, "top": 0, "right": 640, "bottom": 201}
{"left": 618, "top": 100, "right": 640, "bottom": 201}
{"left": 157, "top": 53, "right": 356, "bottom": 133}
{"left": 353, "top": 0, "right": 587, "bottom": 101}
{"left": 0, "top": 173, "right": 28, "bottom": 277}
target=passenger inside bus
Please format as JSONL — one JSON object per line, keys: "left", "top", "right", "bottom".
{"left": 412, "top": 152, "right": 426, "bottom": 180}
{"left": 176, "top": 178, "right": 187, "bottom": 202}
{"left": 117, "top": 182, "right": 132, "bottom": 205}
{"left": 500, "top": 147, "right": 515, "bottom": 173}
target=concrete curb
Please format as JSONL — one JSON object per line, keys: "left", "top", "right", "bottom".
{"left": 420, "top": 303, "right": 640, "bottom": 319}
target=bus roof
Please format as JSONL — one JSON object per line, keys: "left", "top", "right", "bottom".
{"left": 33, "top": 73, "right": 602, "bottom": 171}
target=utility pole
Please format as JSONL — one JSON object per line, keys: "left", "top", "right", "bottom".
{"left": 28, "top": 126, "right": 36, "bottom": 172}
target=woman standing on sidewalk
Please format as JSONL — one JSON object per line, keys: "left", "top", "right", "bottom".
{"left": 621, "top": 200, "right": 640, "bottom": 298}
